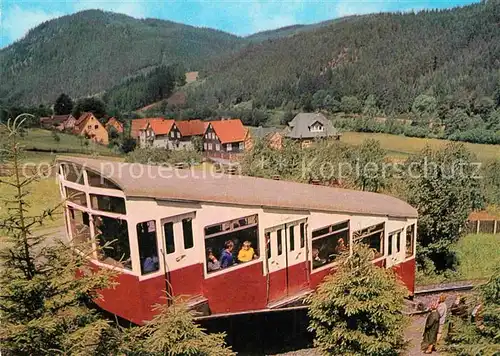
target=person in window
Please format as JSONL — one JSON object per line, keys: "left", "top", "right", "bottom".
{"left": 220, "top": 240, "right": 235, "bottom": 268}
{"left": 312, "top": 247, "right": 327, "bottom": 268}
{"left": 335, "top": 237, "right": 348, "bottom": 255}
{"left": 207, "top": 248, "right": 220, "bottom": 272}
{"left": 143, "top": 253, "right": 159, "bottom": 273}
{"left": 237, "top": 240, "right": 256, "bottom": 263}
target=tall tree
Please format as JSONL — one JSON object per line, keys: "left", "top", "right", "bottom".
{"left": 404, "top": 143, "right": 484, "bottom": 271}
{"left": 346, "top": 138, "right": 387, "bottom": 192}
{"left": 307, "top": 245, "right": 409, "bottom": 356}
{"left": 73, "top": 97, "right": 106, "bottom": 119}
{"left": 0, "top": 115, "right": 118, "bottom": 355}
{"left": 54, "top": 93, "right": 74, "bottom": 115}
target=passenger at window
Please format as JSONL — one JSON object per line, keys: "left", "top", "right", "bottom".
{"left": 143, "top": 254, "right": 159, "bottom": 273}
{"left": 220, "top": 240, "right": 235, "bottom": 268}
{"left": 312, "top": 248, "right": 326, "bottom": 268}
{"left": 207, "top": 248, "right": 221, "bottom": 272}
{"left": 335, "top": 238, "right": 348, "bottom": 254}
{"left": 237, "top": 240, "right": 256, "bottom": 263}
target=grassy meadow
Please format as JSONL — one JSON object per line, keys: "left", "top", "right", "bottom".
{"left": 16, "top": 128, "right": 119, "bottom": 156}
{"left": 416, "top": 233, "right": 500, "bottom": 285}
{"left": 341, "top": 132, "right": 500, "bottom": 162}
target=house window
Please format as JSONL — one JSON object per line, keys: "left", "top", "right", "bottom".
{"left": 406, "top": 224, "right": 415, "bottom": 257}
{"left": 95, "top": 215, "right": 131, "bottom": 270}
{"left": 312, "top": 221, "right": 349, "bottom": 269}
{"left": 88, "top": 125, "right": 92, "bottom": 129}
{"left": 208, "top": 143, "right": 213, "bottom": 150}
{"left": 164, "top": 222, "right": 175, "bottom": 254}
{"left": 310, "top": 122, "right": 324, "bottom": 132}
{"left": 239, "top": 142, "right": 244, "bottom": 151}
{"left": 300, "top": 222, "right": 305, "bottom": 248}
{"left": 171, "top": 131, "right": 175, "bottom": 138}
{"left": 90, "top": 194, "right": 126, "bottom": 214}
{"left": 65, "top": 187, "right": 87, "bottom": 207}
{"left": 183, "top": 218, "right": 194, "bottom": 250}
{"left": 353, "top": 223, "right": 385, "bottom": 259}
{"left": 176, "top": 132, "right": 180, "bottom": 139}
{"left": 95, "top": 125, "right": 99, "bottom": 129}
{"left": 204, "top": 214, "right": 259, "bottom": 273}
{"left": 227, "top": 143, "right": 232, "bottom": 151}
{"left": 204, "top": 143, "right": 208, "bottom": 150}
{"left": 215, "top": 144, "right": 220, "bottom": 151}
{"left": 137, "top": 220, "right": 159, "bottom": 275}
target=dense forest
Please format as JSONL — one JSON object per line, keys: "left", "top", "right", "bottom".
{"left": 0, "top": 10, "right": 242, "bottom": 105}
{"left": 189, "top": 1, "right": 500, "bottom": 115}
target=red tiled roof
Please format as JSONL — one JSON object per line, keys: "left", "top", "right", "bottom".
{"left": 75, "top": 112, "right": 93, "bottom": 127}
{"left": 130, "top": 118, "right": 174, "bottom": 137}
{"left": 175, "top": 119, "right": 205, "bottom": 137}
{"left": 148, "top": 119, "right": 175, "bottom": 136}
{"left": 207, "top": 119, "right": 247, "bottom": 144}
{"left": 130, "top": 118, "right": 151, "bottom": 138}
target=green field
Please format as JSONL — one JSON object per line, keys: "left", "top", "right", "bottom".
{"left": 416, "top": 233, "right": 500, "bottom": 285}
{"left": 13, "top": 128, "right": 119, "bottom": 156}
{"left": 342, "top": 132, "right": 500, "bottom": 162}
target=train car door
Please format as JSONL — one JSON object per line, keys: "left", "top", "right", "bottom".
{"left": 266, "top": 218, "right": 309, "bottom": 303}
{"left": 386, "top": 229, "right": 404, "bottom": 268}
{"left": 159, "top": 212, "right": 201, "bottom": 297}
{"left": 284, "top": 220, "right": 309, "bottom": 295}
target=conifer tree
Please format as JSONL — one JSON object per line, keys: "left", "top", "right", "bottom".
{"left": 0, "top": 114, "right": 119, "bottom": 355}
{"left": 121, "top": 297, "right": 235, "bottom": 356}
{"left": 307, "top": 245, "right": 409, "bottom": 356}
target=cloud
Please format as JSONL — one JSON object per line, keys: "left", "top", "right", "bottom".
{"left": 73, "top": 0, "right": 147, "bottom": 18}
{"left": 2, "top": 5, "right": 63, "bottom": 43}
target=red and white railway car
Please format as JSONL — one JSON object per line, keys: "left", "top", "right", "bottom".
{"left": 57, "top": 157, "right": 418, "bottom": 325}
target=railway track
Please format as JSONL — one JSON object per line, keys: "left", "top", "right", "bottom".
{"left": 406, "top": 280, "right": 477, "bottom": 315}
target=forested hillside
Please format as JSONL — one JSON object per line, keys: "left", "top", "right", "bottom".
{"left": 0, "top": 10, "right": 242, "bottom": 105}
{"left": 189, "top": 2, "right": 500, "bottom": 115}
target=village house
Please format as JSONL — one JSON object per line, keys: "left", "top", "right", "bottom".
{"left": 73, "top": 112, "right": 109, "bottom": 145}
{"left": 203, "top": 118, "right": 248, "bottom": 159}
{"left": 285, "top": 112, "right": 341, "bottom": 148}
{"left": 247, "top": 126, "right": 284, "bottom": 150}
{"left": 40, "top": 114, "right": 76, "bottom": 131}
{"left": 105, "top": 117, "right": 124, "bottom": 134}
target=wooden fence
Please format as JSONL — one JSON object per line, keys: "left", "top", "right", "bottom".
{"left": 466, "top": 211, "right": 500, "bottom": 235}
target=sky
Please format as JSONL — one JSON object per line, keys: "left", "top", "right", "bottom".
{"left": 0, "top": 0, "right": 479, "bottom": 48}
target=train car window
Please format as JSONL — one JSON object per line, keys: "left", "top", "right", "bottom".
{"left": 312, "top": 220, "right": 350, "bottom": 269}
{"left": 353, "top": 223, "right": 385, "bottom": 259}
{"left": 164, "top": 222, "right": 175, "bottom": 254}
{"left": 406, "top": 224, "right": 415, "bottom": 257}
{"left": 87, "top": 170, "right": 120, "bottom": 190}
{"left": 183, "top": 218, "right": 194, "bottom": 249}
{"left": 388, "top": 233, "right": 393, "bottom": 255}
{"left": 396, "top": 233, "right": 401, "bottom": 253}
{"left": 65, "top": 187, "right": 87, "bottom": 207}
{"left": 266, "top": 232, "right": 271, "bottom": 259}
{"left": 90, "top": 194, "right": 126, "bottom": 214}
{"left": 137, "top": 220, "right": 159, "bottom": 275}
{"left": 300, "top": 223, "right": 305, "bottom": 248}
{"left": 62, "top": 163, "right": 84, "bottom": 184}
{"left": 289, "top": 226, "right": 295, "bottom": 251}
{"left": 94, "top": 215, "right": 132, "bottom": 270}
{"left": 67, "top": 207, "right": 91, "bottom": 245}
{"left": 277, "top": 229, "right": 283, "bottom": 255}
{"left": 204, "top": 214, "right": 259, "bottom": 273}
